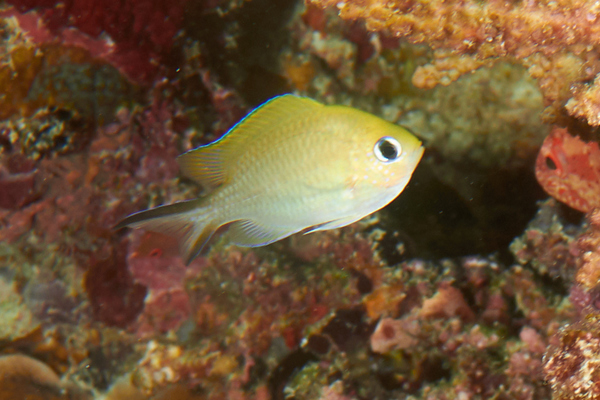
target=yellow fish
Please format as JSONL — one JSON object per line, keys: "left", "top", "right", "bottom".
{"left": 117, "top": 95, "right": 424, "bottom": 264}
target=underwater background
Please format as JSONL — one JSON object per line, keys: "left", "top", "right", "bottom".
{"left": 1, "top": 0, "right": 600, "bottom": 399}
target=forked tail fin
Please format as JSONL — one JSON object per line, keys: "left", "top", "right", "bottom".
{"left": 115, "top": 199, "right": 218, "bottom": 265}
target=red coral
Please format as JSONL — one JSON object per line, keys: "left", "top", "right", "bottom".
{"left": 535, "top": 127, "right": 600, "bottom": 213}
{"left": 0, "top": 170, "right": 37, "bottom": 210}
{"left": 126, "top": 231, "right": 202, "bottom": 337}
{"left": 5, "top": 0, "right": 188, "bottom": 83}
{"left": 0, "top": 153, "right": 38, "bottom": 210}
{"left": 83, "top": 243, "right": 147, "bottom": 328}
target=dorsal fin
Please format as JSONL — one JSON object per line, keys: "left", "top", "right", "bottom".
{"left": 177, "top": 95, "right": 322, "bottom": 191}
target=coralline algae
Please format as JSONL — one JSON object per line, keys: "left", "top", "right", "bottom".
{"left": 1, "top": 1, "right": 600, "bottom": 399}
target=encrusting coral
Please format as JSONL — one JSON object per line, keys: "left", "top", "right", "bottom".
{"left": 575, "top": 211, "right": 600, "bottom": 293}
{"left": 539, "top": 210, "right": 600, "bottom": 400}
{"left": 544, "top": 314, "right": 600, "bottom": 400}
{"left": 309, "top": 0, "right": 600, "bottom": 126}
{"left": 2, "top": 0, "right": 600, "bottom": 399}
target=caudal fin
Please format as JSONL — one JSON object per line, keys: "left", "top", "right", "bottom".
{"left": 115, "top": 199, "right": 218, "bottom": 265}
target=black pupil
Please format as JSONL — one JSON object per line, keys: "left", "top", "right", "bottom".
{"left": 379, "top": 140, "right": 398, "bottom": 160}
{"left": 545, "top": 156, "right": 557, "bottom": 170}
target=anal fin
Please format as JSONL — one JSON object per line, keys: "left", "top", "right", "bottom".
{"left": 228, "top": 219, "right": 296, "bottom": 247}
{"left": 303, "top": 214, "right": 363, "bottom": 235}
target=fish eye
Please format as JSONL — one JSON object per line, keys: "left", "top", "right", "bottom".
{"left": 374, "top": 137, "right": 402, "bottom": 163}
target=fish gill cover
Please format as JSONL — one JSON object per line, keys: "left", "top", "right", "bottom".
{"left": 0, "top": 0, "right": 599, "bottom": 399}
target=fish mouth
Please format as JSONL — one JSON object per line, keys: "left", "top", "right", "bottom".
{"left": 398, "top": 145, "right": 424, "bottom": 182}
{"left": 409, "top": 145, "right": 425, "bottom": 167}
{"left": 382, "top": 145, "right": 424, "bottom": 189}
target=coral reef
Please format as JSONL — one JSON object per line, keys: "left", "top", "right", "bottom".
{"left": 278, "top": 255, "right": 563, "bottom": 400}
{"left": 510, "top": 199, "right": 581, "bottom": 282}
{"left": 574, "top": 210, "right": 600, "bottom": 293}
{"left": 281, "top": 2, "right": 549, "bottom": 262}
{"left": 532, "top": 207, "right": 600, "bottom": 399}
{"left": 0, "top": 15, "right": 140, "bottom": 124}
{"left": 286, "top": 11, "right": 547, "bottom": 170}
{"left": 2, "top": 0, "right": 599, "bottom": 399}
{"left": 310, "top": 0, "right": 600, "bottom": 127}
{"left": 544, "top": 315, "right": 600, "bottom": 400}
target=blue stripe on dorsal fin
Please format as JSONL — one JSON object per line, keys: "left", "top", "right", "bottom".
{"left": 177, "top": 94, "right": 322, "bottom": 191}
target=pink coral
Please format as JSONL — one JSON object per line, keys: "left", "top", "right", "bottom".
{"left": 420, "top": 284, "right": 474, "bottom": 322}
{"left": 370, "top": 317, "right": 419, "bottom": 353}
{"left": 125, "top": 231, "right": 206, "bottom": 337}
